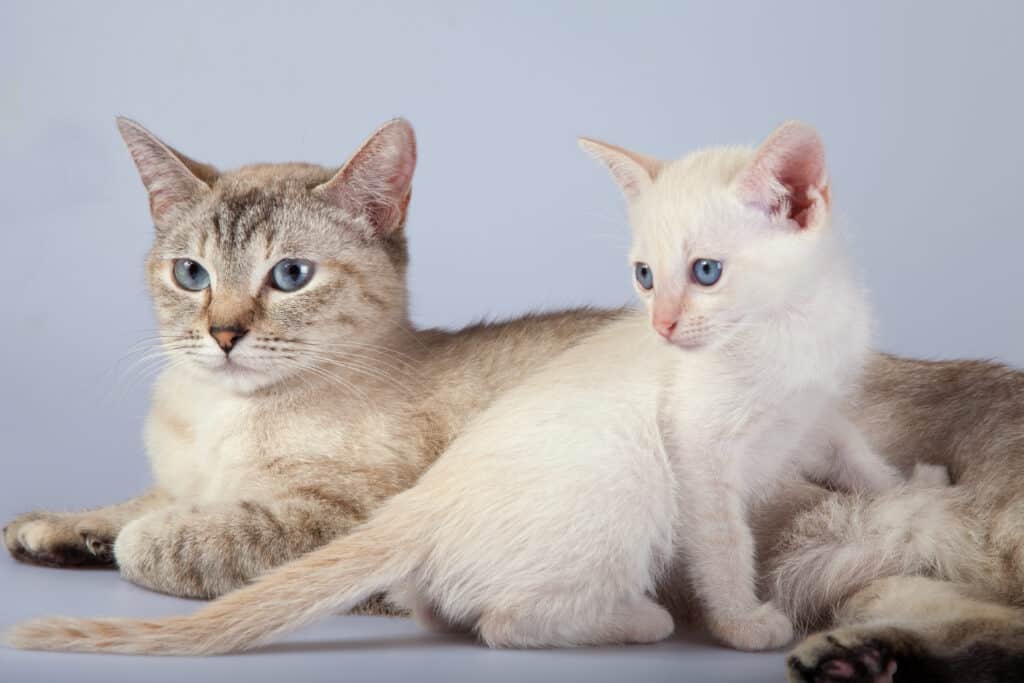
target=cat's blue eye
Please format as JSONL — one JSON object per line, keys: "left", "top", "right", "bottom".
{"left": 271, "top": 259, "right": 315, "bottom": 292}
{"left": 634, "top": 262, "right": 654, "bottom": 290}
{"left": 172, "top": 258, "right": 210, "bottom": 291}
{"left": 692, "top": 259, "right": 723, "bottom": 287}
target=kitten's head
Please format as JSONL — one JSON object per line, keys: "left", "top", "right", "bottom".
{"left": 119, "top": 117, "right": 416, "bottom": 393}
{"left": 581, "top": 121, "right": 832, "bottom": 350}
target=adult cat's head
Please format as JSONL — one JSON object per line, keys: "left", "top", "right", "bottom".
{"left": 119, "top": 117, "right": 416, "bottom": 393}
{"left": 581, "top": 121, "right": 834, "bottom": 350}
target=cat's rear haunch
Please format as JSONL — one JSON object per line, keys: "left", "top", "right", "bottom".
{"left": 6, "top": 122, "right": 907, "bottom": 654}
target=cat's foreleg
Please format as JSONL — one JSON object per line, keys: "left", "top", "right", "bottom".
{"left": 678, "top": 471, "right": 793, "bottom": 651}
{"left": 3, "top": 489, "right": 171, "bottom": 568}
{"left": 812, "top": 414, "right": 904, "bottom": 494}
{"left": 113, "top": 495, "right": 360, "bottom": 598}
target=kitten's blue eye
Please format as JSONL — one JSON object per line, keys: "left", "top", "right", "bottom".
{"left": 172, "top": 259, "right": 210, "bottom": 291}
{"left": 634, "top": 262, "right": 654, "bottom": 290}
{"left": 692, "top": 259, "right": 723, "bottom": 286}
{"left": 271, "top": 259, "right": 315, "bottom": 292}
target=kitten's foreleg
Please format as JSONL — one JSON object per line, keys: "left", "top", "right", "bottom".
{"left": 114, "top": 496, "right": 363, "bottom": 599}
{"left": 3, "top": 489, "right": 171, "bottom": 568}
{"left": 812, "top": 415, "right": 904, "bottom": 494}
{"left": 678, "top": 471, "right": 793, "bottom": 651}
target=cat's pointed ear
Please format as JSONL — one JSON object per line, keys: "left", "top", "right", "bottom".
{"left": 313, "top": 118, "right": 417, "bottom": 237}
{"left": 116, "top": 117, "right": 217, "bottom": 225}
{"left": 578, "top": 137, "right": 663, "bottom": 202}
{"left": 736, "top": 121, "right": 829, "bottom": 230}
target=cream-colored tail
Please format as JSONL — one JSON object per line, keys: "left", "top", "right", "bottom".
{"left": 4, "top": 511, "right": 424, "bottom": 655}
{"left": 770, "top": 472, "right": 980, "bottom": 629}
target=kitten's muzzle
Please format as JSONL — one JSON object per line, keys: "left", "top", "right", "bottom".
{"left": 209, "top": 325, "right": 248, "bottom": 354}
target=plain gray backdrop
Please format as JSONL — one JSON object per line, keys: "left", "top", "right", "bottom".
{"left": 2, "top": 1, "right": 1022, "bottom": 681}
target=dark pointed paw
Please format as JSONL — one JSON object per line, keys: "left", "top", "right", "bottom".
{"left": 4, "top": 514, "right": 116, "bottom": 568}
{"left": 789, "top": 635, "right": 896, "bottom": 683}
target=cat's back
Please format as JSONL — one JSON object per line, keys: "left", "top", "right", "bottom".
{"left": 400, "top": 307, "right": 630, "bottom": 439}
{"left": 414, "top": 306, "right": 628, "bottom": 375}
{"left": 439, "top": 311, "right": 670, "bottom": 465}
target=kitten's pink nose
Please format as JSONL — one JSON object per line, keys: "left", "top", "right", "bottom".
{"left": 653, "top": 318, "right": 677, "bottom": 340}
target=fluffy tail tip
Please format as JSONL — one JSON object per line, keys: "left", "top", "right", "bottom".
{"left": 5, "top": 617, "right": 92, "bottom": 652}
{"left": 4, "top": 616, "right": 201, "bottom": 655}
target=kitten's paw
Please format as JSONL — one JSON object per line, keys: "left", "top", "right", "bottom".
{"left": 788, "top": 631, "right": 896, "bottom": 683}
{"left": 908, "top": 463, "right": 951, "bottom": 488}
{"left": 709, "top": 602, "right": 794, "bottom": 651}
{"left": 3, "top": 512, "right": 115, "bottom": 568}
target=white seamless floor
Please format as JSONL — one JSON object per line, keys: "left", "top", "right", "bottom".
{"left": 0, "top": 559, "right": 787, "bottom": 683}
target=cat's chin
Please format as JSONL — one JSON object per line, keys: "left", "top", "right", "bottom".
{"left": 192, "top": 358, "right": 281, "bottom": 394}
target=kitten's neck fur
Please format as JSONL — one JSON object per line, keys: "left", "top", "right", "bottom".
{"left": 714, "top": 232, "right": 870, "bottom": 394}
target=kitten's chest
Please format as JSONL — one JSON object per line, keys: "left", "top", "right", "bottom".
{"left": 667, "top": 358, "right": 833, "bottom": 474}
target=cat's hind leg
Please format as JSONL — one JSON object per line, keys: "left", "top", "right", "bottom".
{"left": 476, "top": 595, "right": 674, "bottom": 648}
{"left": 787, "top": 576, "right": 1024, "bottom": 683}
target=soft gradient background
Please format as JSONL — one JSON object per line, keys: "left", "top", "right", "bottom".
{"left": 2, "top": 2, "right": 1022, "bottom": 681}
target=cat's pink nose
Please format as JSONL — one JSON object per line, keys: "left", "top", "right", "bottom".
{"left": 653, "top": 318, "right": 677, "bottom": 340}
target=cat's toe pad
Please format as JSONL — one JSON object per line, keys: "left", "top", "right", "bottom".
{"left": 788, "top": 634, "right": 896, "bottom": 683}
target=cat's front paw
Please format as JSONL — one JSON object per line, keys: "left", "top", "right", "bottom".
{"left": 3, "top": 512, "right": 116, "bottom": 567}
{"left": 709, "top": 602, "right": 794, "bottom": 651}
{"left": 788, "top": 630, "right": 896, "bottom": 683}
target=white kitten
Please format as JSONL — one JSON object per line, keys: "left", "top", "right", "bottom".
{"left": 5, "top": 122, "right": 903, "bottom": 655}
{"left": 582, "top": 122, "right": 903, "bottom": 649}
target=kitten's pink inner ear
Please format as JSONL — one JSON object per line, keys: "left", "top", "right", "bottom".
{"left": 314, "top": 118, "right": 417, "bottom": 237}
{"left": 578, "top": 137, "right": 663, "bottom": 202}
{"left": 116, "top": 117, "right": 216, "bottom": 224}
{"left": 737, "top": 121, "right": 829, "bottom": 229}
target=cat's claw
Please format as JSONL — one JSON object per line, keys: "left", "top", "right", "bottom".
{"left": 80, "top": 530, "right": 115, "bottom": 562}
{"left": 710, "top": 602, "right": 794, "bottom": 651}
